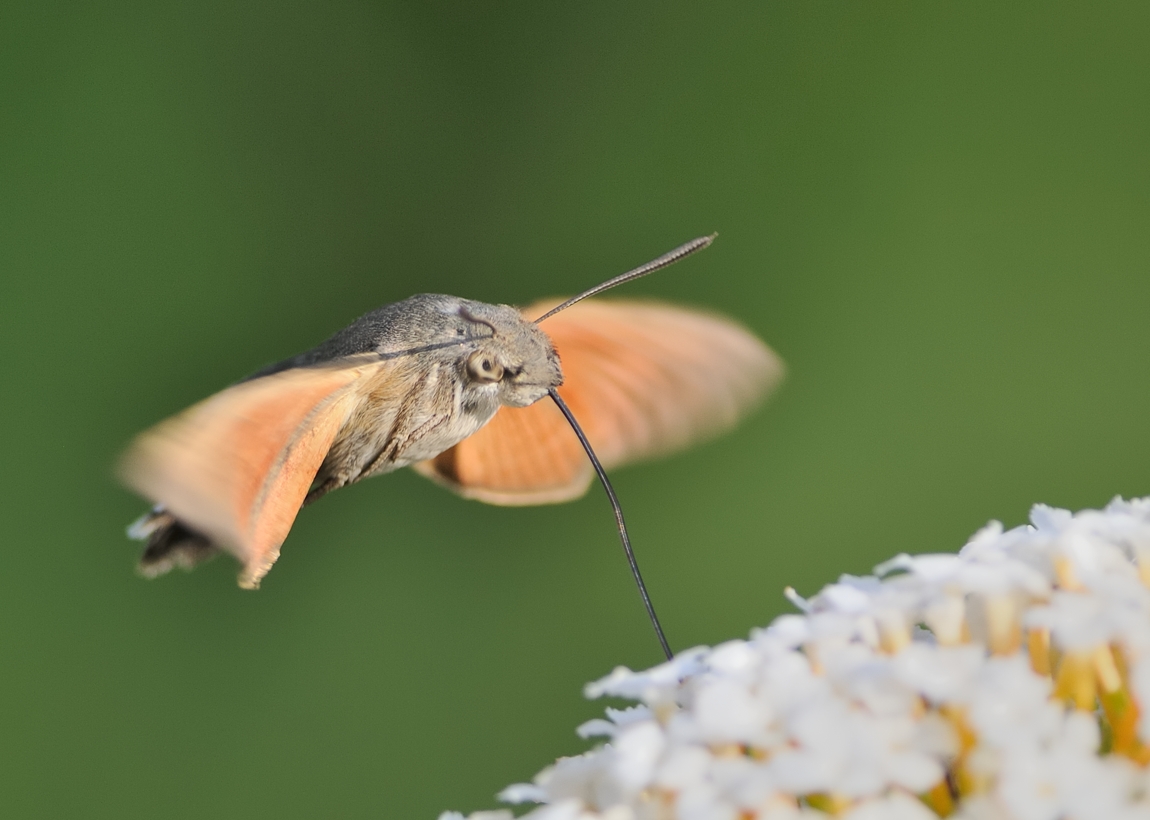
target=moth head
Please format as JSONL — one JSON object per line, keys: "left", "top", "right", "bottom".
{"left": 451, "top": 299, "right": 562, "bottom": 408}
{"left": 337, "top": 295, "right": 559, "bottom": 409}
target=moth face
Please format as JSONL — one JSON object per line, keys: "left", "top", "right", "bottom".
{"left": 450, "top": 299, "right": 563, "bottom": 408}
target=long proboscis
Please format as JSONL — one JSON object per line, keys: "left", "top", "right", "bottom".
{"left": 549, "top": 389, "right": 673, "bottom": 661}
{"left": 534, "top": 237, "right": 716, "bottom": 660}
{"left": 533, "top": 234, "right": 715, "bottom": 324}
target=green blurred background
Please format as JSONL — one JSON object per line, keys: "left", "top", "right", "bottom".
{"left": 2, "top": 2, "right": 1149, "bottom": 816}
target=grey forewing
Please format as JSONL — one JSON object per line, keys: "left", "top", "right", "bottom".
{"left": 242, "top": 291, "right": 559, "bottom": 411}
{"left": 246, "top": 294, "right": 477, "bottom": 380}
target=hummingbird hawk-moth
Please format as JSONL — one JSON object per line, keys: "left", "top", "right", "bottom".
{"left": 119, "top": 237, "right": 783, "bottom": 655}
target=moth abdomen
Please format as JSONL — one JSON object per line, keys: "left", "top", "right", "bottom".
{"left": 129, "top": 509, "right": 219, "bottom": 578}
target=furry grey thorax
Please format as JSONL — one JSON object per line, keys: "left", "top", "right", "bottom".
{"left": 300, "top": 294, "right": 564, "bottom": 488}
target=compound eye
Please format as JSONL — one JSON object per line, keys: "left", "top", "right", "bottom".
{"left": 466, "top": 351, "right": 504, "bottom": 383}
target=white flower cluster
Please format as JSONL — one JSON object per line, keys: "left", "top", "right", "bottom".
{"left": 442, "top": 498, "right": 1150, "bottom": 820}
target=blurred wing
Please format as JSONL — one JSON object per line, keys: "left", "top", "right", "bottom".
{"left": 414, "top": 298, "right": 783, "bottom": 505}
{"left": 119, "top": 360, "right": 379, "bottom": 588}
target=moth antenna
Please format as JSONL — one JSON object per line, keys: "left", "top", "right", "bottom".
{"left": 534, "top": 237, "right": 715, "bottom": 658}
{"left": 458, "top": 307, "right": 498, "bottom": 336}
{"left": 548, "top": 388, "right": 673, "bottom": 660}
{"left": 534, "top": 234, "right": 716, "bottom": 324}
